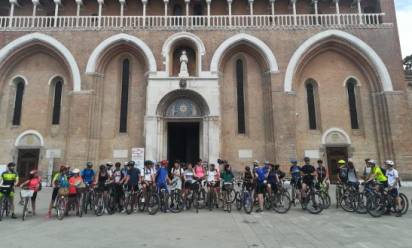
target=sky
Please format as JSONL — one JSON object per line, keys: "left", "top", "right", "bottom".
{"left": 396, "top": 0, "right": 412, "bottom": 58}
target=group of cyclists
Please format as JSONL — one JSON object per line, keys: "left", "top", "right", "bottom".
{"left": 0, "top": 155, "right": 408, "bottom": 220}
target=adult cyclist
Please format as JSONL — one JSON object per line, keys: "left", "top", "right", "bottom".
{"left": 255, "top": 161, "right": 270, "bottom": 213}
{"left": 300, "top": 157, "right": 316, "bottom": 199}
{"left": 0, "top": 162, "right": 19, "bottom": 219}
{"left": 81, "top": 162, "right": 95, "bottom": 187}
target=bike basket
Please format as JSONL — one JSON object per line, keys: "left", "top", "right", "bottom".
{"left": 58, "top": 188, "right": 69, "bottom": 196}
{"left": 20, "top": 189, "right": 34, "bottom": 198}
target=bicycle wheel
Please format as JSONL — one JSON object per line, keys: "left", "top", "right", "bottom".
{"left": 354, "top": 192, "right": 367, "bottom": 214}
{"left": 169, "top": 192, "right": 183, "bottom": 213}
{"left": 243, "top": 191, "right": 253, "bottom": 214}
{"left": 340, "top": 191, "right": 355, "bottom": 212}
{"left": 291, "top": 187, "right": 296, "bottom": 206}
{"left": 94, "top": 196, "right": 104, "bottom": 216}
{"left": 306, "top": 192, "right": 323, "bottom": 214}
{"left": 272, "top": 192, "right": 291, "bottom": 214}
{"left": 226, "top": 193, "right": 232, "bottom": 213}
{"left": 366, "top": 194, "right": 385, "bottom": 218}
{"left": 22, "top": 197, "right": 29, "bottom": 221}
{"left": 148, "top": 193, "right": 160, "bottom": 215}
{"left": 126, "top": 195, "right": 136, "bottom": 214}
{"left": 207, "top": 190, "right": 213, "bottom": 211}
{"left": 335, "top": 186, "right": 341, "bottom": 209}
{"left": 264, "top": 193, "right": 272, "bottom": 210}
{"left": 56, "top": 197, "right": 65, "bottom": 220}
{"left": 320, "top": 192, "right": 331, "bottom": 209}
{"left": 82, "top": 193, "right": 88, "bottom": 215}
{"left": 235, "top": 192, "right": 242, "bottom": 211}
{"left": 229, "top": 189, "right": 236, "bottom": 204}
{"left": 106, "top": 194, "right": 115, "bottom": 215}
{"left": 0, "top": 198, "right": 4, "bottom": 221}
{"left": 398, "top": 193, "right": 409, "bottom": 216}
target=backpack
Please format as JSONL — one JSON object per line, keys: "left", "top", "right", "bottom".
{"left": 338, "top": 167, "right": 348, "bottom": 182}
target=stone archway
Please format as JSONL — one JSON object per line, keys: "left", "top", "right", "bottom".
{"left": 145, "top": 89, "right": 220, "bottom": 164}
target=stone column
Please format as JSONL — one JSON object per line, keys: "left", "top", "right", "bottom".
{"left": 144, "top": 116, "right": 159, "bottom": 161}
{"left": 184, "top": 0, "right": 190, "bottom": 27}
{"left": 142, "top": 0, "right": 147, "bottom": 27}
{"left": 227, "top": 0, "right": 232, "bottom": 26}
{"left": 291, "top": 0, "right": 297, "bottom": 25}
{"left": 9, "top": 0, "right": 17, "bottom": 17}
{"left": 163, "top": 0, "right": 168, "bottom": 17}
{"left": 97, "top": 0, "right": 104, "bottom": 27}
{"left": 313, "top": 0, "right": 318, "bottom": 25}
{"left": 206, "top": 0, "right": 211, "bottom": 26}
{"left": 334, "top": 0, "right": 340, "bottom": 25}
{"left": 53, "top": 0, "right": 61, "bottom": 27}
{"left": 249, "top": 0, "right": 254, "bottom": 26}
{"left": 270, "top": 0, "right": 275, "bottom": 16}
{"left": 75, "top": 0, "right": 83, "bottom": 27}
{"left": 32, "top": 0, "right": 39, "bottom": 16}
{"left": 357, "top": 0, "right": 363, "bottom": 24}
{"left": 207, "top": 116, "right": 220, "bottom": 165}
{"left": 119, "top": 0, "right": 126, "bottom": 17}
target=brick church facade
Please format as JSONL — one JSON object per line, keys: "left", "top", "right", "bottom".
{"left": 0, "top": 0, "right": 411, "bottom": 181}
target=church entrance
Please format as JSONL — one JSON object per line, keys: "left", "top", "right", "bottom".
{"left": 326, "top": 147, "right": 348, "bottom": 183}
{"left": 17, "top": 149, "right": 40, "bottom": 182}
{"left": 167, "top": 122, "right": 200, "bottom": 165}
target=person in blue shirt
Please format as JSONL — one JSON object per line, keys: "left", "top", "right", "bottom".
{"left": 254, "top": 161, "right": 270, "bottom": 213}
{"left": 289, "top": 159, "right": 302, "bottom": 190}
{"left": 81, "top": 162, "right": 95, "bottom": 186}
{"left": 156, "top": 160, "right": 170, "bottom": 193}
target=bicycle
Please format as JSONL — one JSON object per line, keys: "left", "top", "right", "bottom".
{"left": 158, "top": 186, "right": 169, "bottom": 213}
{"left": 316, "top": 180, "right": 331, "bottom": 209}
{"left": 191, "top": 179, "right": 206, "bottom": 213}
{"left": 0, "top": 185, "right": 12, "bottom": 221}
{"left": 94, "top": 183, "right": 114, "bottom": 216}
{"left": 55, "top": 188, "right": 69, "bottom": 220}
{"left": 21, "top": 188, "right": 35, "bottom": 221}
{"left": 366, "top": 187, "right": 409, "bottom": 217}
{"left": 235, "top": 180, "right": 254, "bottom": 214}
{"left": 169, "top": 188, "right": 184, "bottom": 213}
{"left": 206, "top": 181, "right": 218, "bottom": 211}
{"left": 137, "top": 183, "right": 160, "bottom": 215}
{"left": 124, "top": 185, "right": 140, "bottom": 214}
{"left": 222, "top": 181, "right": 234, "bottom": 213}
{"left": 339, "top": 183, "right": 359, "bottom": 213}
{"left": 82, "top": 183, "right": 95, "bottom": 215}
{"left": 335, "top": 182, "right": 344, "bottom": 209}
{"left": 271, "top": 180, "right": 292, "bottom": 214}
{"left": 290, "top": 178, "right": 301, "bottom": 207}
{"left": 300, "top": 183, "right": 324, "bottom": 214}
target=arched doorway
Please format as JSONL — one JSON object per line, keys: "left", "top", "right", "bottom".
{"left": 14, "top": 130, "right": 44, "bottom": 182}
{"left": 165, "top": 98, "right": 202, "bottom": 164}
{"left": 322, "top": 128, "right": 351, "bottom": 183}
{"left": 146, "top": 89, "right": 219, "bottom": 164}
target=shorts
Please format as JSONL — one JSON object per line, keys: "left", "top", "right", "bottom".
{"left": 31, "top": 191, "right": 38, "bottom": 201}
{"left": 291, "top": 178, "right": 302, "bottom": 190}
{"left": 243, "top": 182, "right": 253, "bottom": 191}
{"left": 126, "top": 184, "right": 139, "bottom": 192}
{"left": 302, "top": 177, "right": 314, "bottom": 187}
{"left": 96, "top": 184, "right": 109, "bottom": 192}
{"left": 389, "top": 188, "right": 399, "bottom": 197}
{"left": 256, "top": 182, "right": 266, "bottom": 194}
{"left": 0, "top": 189, "right": 14, "bottom": 199}
{"left": 269, "top": 182, "right": 278, "bottom": 192}
{"left": 184, "top": 181, "right": 194, "bottom": 190}
{"left": 51, "top": 188, "right": 59, "bottom": 201}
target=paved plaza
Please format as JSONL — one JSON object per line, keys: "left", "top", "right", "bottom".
{"left": 1, "top": 187, "right": 411, "bottom": 248}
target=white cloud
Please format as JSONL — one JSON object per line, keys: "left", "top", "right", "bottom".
{"left": 396, "top": 3, "right": 412, "bottom": 57}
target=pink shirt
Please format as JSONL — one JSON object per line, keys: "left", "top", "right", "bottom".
{"left": 194, "top": 166, "right": 205, "bottom": 178}
{"left": 27, "top": 177, "right": 40, "bottom": 191}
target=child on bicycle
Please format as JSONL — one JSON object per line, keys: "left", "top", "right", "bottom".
{"left": 242, "top": 166, "right": 254, "bottom": 191}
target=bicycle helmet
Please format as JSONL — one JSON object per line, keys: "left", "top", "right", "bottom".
{"left": 385, "top": 160, "right": 395, "bottom": 166}
{"left": 368, "top": 159, "right": 376, "bottom": 165}
{"left": 72, "top": 168, "right": 80, "bottom": 174}
{"left": 86, "top": 162, "right": 93, "bottom": 167}
{"left": 160, "top": 160, "right": 168, "bottom": 166}
{"left": 144, "top": 160, "right": 153, "bottom": 166}
{"left": 338, "top": 160, "right": 346, "bottom": 165}
{"left": 128, "top": 160, "right": 136, "bottom": 167}
{"left": 303, "top": 157, "right": 310, "bottom": 162}
{"left": 290, "top": 159, "right": 298, "bottom": 164}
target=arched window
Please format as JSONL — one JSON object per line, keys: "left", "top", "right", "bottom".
{"left": 236, "top": 59, "right": 246, "bottom": 134}
{"left": 346, "top": 78, "right": 359, "bottom": 129}
{"left": 51, "top": 78, "right": 63, "bottom": 125}
{"left": 119, "top": 59, "right": 130, "bottom": 133}
{"left": 12, "top": 79, "right": 25, "bottom": 126}
{"left": 305, "top": 80, "right": 317, "bottom": 130}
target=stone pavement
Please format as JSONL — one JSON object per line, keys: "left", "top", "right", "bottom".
{"left": 0, "top": 187, "right": 411, "bottom": 248}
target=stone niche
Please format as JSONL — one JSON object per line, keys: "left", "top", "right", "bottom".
{"left": 17, "top": 134, "right": 42, "bottom": 147}
{"left": 324, "top": 130, "right": 349, "bottom": 145}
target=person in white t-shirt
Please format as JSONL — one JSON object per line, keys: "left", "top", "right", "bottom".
{"left": 206, "top": 164, "right": 219, "bottom": 192}
{"left": 171, "top": 162, "right": 184, "bottom": 191}
{"left": 141, "top": 160, "right": 155, "bottom": 192}
{"left": 385, "top": 160, "right": 401, "bottom": 212}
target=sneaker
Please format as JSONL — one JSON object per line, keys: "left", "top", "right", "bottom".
{"left": 11, "top": 213, "right": 17, "bottom": 219}
{"left": 255, "top": 208, "right": 263, "bottom": 213}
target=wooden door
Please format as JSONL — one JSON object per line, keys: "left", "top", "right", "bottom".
{"left": 17, "top": 149, "right": 40, "bottom": 183}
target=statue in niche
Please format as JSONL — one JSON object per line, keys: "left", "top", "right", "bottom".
{"left": 178, "top": 50, "right": 189, "bottom": 77}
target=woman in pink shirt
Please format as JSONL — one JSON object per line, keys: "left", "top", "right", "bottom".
{"left": 193, "top": 161, "right": 206, "bottom": 180}
{"left": 20, "top": 170, "right": 41, "bottom": 215}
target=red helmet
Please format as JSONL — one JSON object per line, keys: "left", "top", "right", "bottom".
{"left": 161, "top": 160, "right": 168, "bottom": 166}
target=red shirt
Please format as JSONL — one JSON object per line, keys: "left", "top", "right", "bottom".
{"left": 69, "top": 176, "right": 82, "bottom": 195}
{"left": 27, "top": 177, "right": 41, "bottom": 191}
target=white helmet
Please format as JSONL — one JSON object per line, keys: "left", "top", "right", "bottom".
{"left": 385, "top": 160, "right": 395, "bottom": 166}
{"left": 72, "top": 168, "right": 80, "bottom": 174}
{"left": 368, "top": 159, "right": 376, "bottom": 165}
